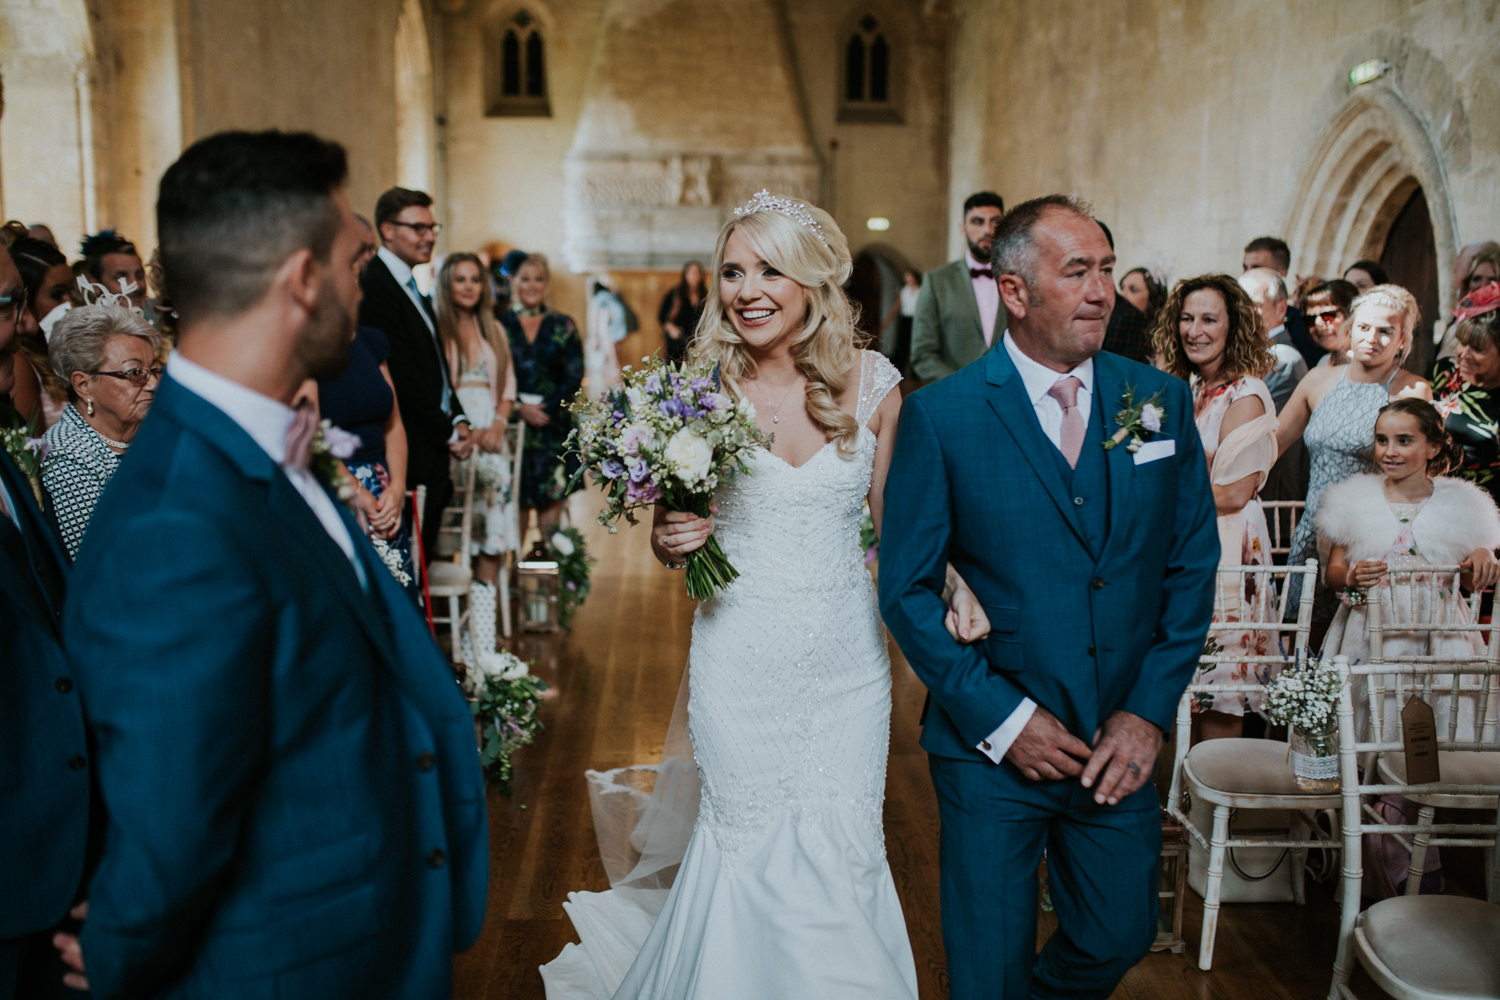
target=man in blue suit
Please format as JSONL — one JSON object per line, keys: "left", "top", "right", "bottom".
{"left": 879, "top": 195, "right": 1217, "bottom": 999}
{"left": 57, "top": 131, "right": 488, "bottom": 999}
{"left": 0, "top": 244, "right": 92, "bottom": 1000}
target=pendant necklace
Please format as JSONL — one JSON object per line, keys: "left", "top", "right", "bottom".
{"left": 755, "top": 377, "right": 801, "bottom": 424}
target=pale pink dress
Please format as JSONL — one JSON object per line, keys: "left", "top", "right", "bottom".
{"left": 1191, "top": 376, "right": 1281, "bottom": 715}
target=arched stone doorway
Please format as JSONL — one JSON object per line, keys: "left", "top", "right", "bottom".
{"left": 849, "top": 243, "right": 910, "bottom": 359}
{"left": 1282, "top": 28, "right": 1468, "bottom": 373}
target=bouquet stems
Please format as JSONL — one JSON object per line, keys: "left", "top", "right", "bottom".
{"left": 677, "top": 494, "right": 737, "bottom": 601}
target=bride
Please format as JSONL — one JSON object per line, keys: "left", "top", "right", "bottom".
{"left": 541, "top": 193, "right": 988, "bottom": 998}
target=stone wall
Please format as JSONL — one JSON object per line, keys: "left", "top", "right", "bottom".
{"left": 949, "top": 0, "right": 1500, "bottom": 305}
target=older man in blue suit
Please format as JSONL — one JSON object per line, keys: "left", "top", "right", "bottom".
{"left": 57, "top": 131, "right": 487, "bottom": 999}
{"left": 0, "top": 245, "right": 92, "bottom": 1000}
{"left": 879, "top": 196, "right": 1218, "bottom": 999}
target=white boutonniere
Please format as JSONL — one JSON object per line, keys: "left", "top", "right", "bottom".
{"left": 1103, "top": 386, "right": 1166, "bottom": 454}
{"left": 309, "top": 420, "right": 361, "bottom": 505}
{"left": 2, "top": 413, "right": 53, "bottom": 510}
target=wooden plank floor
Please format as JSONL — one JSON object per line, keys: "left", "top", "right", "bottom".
{"left": 454, "top": 493, "right": 1394, "bottom": 999}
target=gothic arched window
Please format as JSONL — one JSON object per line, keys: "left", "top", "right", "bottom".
{"left": 485, "top": 9, "right": 550, "bottom": 117}
{"left": 840, "top": 14, "right": 900, "bottom": 124}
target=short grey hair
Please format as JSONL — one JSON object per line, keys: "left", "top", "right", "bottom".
{"left": 49, "top": 304, "right": 162, "bottom": 393}
{"left": 1238, "top": 267, "right": 1287, "bottom": 306}
{"left": 990, "top": 194, "right": 1097, "bottom": 290}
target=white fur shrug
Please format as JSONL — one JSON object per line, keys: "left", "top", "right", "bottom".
{"left": 1315, "top": 473, "right": 1500, "bottom": 564}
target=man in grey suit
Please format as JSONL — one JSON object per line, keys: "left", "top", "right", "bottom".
{"left": 910, "top": 191, "right": 1005, "bottom": 382}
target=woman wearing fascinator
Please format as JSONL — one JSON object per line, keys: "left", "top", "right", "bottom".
{"left": 540, "top": 194, "right": 989, "bottom": 999}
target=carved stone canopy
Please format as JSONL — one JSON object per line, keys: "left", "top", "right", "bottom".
{"left": 560, "top": 0, "right": 820, "bottom": 272}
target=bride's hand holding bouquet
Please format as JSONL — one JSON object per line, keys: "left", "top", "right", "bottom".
{"left": 566, "top": 357, "right": 771, "bottom": 600}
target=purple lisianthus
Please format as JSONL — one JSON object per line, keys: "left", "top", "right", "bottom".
{"left": 24, "top": 437, "right": 50, "bottom": 460}
{"left": 620, "top": 424, "right": 651, "bottom": 455}
{"left": 690, "top": 377, "right": 713, "bottom": 393}
{"left": 601, "top": 458, "right": 626, "bottom": 479}
{"left": 625, "top": 478, "right": 661, "bottom": 504}
{"left": 321, "top": 424, "right": 361, "bottom": 460}
{"left": 628, "top": 459, "right": 651, "bottom": 483}
{"left": 644, "top": 374, "right": 662, "bottom": 396}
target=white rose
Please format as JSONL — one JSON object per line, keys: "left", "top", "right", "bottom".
{"left": 551, "top": 531, "right": 575, "bottom": 556}
{"left": 664, "top": 428, "right": 714, "bottom": 484}
{"left": 625, "top": 387, "right": 646, "bottom": 408}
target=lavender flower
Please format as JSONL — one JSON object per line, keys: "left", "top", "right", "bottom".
{"left": 601, "top": 458, "right": 626, "bottom": 479}
{"left": 321, "top": 424, "right": 361, "bottom": 460}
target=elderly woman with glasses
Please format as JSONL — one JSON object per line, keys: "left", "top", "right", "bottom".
{"left": 41, "top": 302, "right": 162, "bottom": 556}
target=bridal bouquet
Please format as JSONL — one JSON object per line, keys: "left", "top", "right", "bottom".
{"left": 566, "top": 358, "right": 770, "bottom": 600}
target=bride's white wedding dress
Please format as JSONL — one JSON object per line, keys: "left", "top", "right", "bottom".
{"left": 541, "top": 350, "right": 917, "bottom": 999}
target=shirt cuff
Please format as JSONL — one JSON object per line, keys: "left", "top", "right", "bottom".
{"left": 976, "top": 698, "right": 1037, "bottom": 764}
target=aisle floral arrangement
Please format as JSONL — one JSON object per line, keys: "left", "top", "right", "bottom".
{"left": 547, "top": 526, "right": 593, "bottom": 629}
{"left": 1263, "top": 658, "right": 1344, "bottom": 790}
{"left": 565, "top": 357, "right": 771, "bottom": 600}
{"left": 462, "top": 649, "right": 547, "bottom": 795}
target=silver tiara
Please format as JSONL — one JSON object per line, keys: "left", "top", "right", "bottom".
{"left": 733, "top": 190, "right": 828, "bottom": 245}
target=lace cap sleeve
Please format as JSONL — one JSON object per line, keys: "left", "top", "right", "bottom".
{"left": 855, "top": 349, "right": 902, "bottom": 428}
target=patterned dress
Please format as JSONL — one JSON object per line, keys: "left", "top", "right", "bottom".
{"left": 502, "top": 310, "right": 584, "bottom": 508}
{"left": 451, "top": 336, "right": 519, "bottom": 556}
{"left": 41, "top": 403, "right": 122, "bottom": 558}
{"left": 1189, "top": 377, "right": 1279, "bottom": 715}
{"left": 1286, "top": 367, "right": 1398, "bottom": 612}
{"left": 1431, "top": 358, "right": 1500, "bottom": 506}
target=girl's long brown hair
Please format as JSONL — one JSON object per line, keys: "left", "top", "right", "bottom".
{"left": 1378, "top": 397, "right": 1465, "bottom": 476}
{"left": 435, "top": 253, "right": 512, "bottom": 395}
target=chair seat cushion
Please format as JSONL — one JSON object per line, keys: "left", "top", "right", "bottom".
{"left": 1377, "top": 750, "right": 1500, "bottom": 808}
{"left": 1183, "top": 738, "right": 1341, "bottom": 803}
{"left": 426, "top": 562, "right": 473, "bottom": 592}
{"left": 1358, "top": 895, "right": 1500, "bottom": 998}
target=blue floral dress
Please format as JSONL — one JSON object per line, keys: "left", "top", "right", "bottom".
{"left": 502, "top": 309, "right": 584, "bottom": 507}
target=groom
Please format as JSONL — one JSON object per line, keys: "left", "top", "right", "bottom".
{"left": 57, "top": 131, "right": 487, "bottom": 998}
{"left": 880, "top": 196, "right": 1217, "bottom": 998}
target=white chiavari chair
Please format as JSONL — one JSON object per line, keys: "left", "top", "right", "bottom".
{"left": 496, "top": 420, "right": 526, "bottom": 638}
{"left": 1167, "top": 559, "right": 1335, "bottom": 970}
{"left": 1261, "top": 500, "right": 1304, "bottom": 558}
{"left": 1328, "top": 655, "right": 1500, "bottom": 1000}
{"left": 425, "top": 457, "right": 479, "bottom": 666}
{"left": 1358, "top": 568, "right": 1498, "bottom": 900}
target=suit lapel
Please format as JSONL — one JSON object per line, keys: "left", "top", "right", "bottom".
{"left": 983, "top": 350, "right": 1090, "bottom": 548}
{"left": 945, "top": 261, "right": 988, "bottom": 360}
{"left": 1093, "top": 355, "right": 1138, "bottom": 561}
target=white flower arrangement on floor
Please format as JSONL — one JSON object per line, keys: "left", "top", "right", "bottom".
{"left": 461, "top": 633, "right": 546, "bottom": 794}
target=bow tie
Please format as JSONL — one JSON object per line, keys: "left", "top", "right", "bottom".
{"left": 969, "top": 267, "right": 994, "bottom": 280}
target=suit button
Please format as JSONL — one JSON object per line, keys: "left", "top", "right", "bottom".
{"left": 55, "top": 677, "right": 73, "bottom": 694}
{"left": 416, "top": 751, "right": 435, "bottom": 772}
{"left": 1088, "top": 645, "right": 1096, "bottom": 657}
{"left": 1073, "top": 496, "right": 1084, "bottom": 506}
{"left": 1092, "top": 577, "right": 1105, "bottom": 590}
{"left": 68, "top": 755, "right": 86, "bottom": 771}
{"left": 426, "top": 849, "right": 447, "bottom": 869}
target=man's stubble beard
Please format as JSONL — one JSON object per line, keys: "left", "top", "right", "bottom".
{"left": 297, "top": 282, "right": 354, "bottom": 382}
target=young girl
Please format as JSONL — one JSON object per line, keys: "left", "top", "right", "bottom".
{"left": 1318, "top": 398, "right": 1500, "bottom": 731}
{"left": 1316, "top": 398, "right": 1500, "bottom": 896}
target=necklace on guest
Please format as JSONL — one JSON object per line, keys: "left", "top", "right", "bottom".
{"left": 515, "top": 304, "right": 547, "bottom": 318}
{"left": 98, "top": 433, "right": 130, "bottom": 451}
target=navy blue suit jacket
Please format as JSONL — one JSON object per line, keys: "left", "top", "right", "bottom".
{"left": 0, "top": 448, "right": 90, "bottom": 940}
{"left": 878, "top": 347, "right": 1218, "bottom": 765}
{"left": 64, "top": 377, "right": 488, "bottom": 998}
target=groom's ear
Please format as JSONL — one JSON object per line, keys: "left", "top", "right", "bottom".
{"left": 997, "top": 272, "right": 1030, "bottom": 320}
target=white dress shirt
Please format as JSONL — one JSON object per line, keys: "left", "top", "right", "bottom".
{"left": 970, "top": 334, "right": 1098, "bottom": 765}
{"left": 967, "top": 252, "right": 1001, "bottom": 348}
{"left": 167, "top": 353, "right": 366, "bottom": 589}
{"left": 377, "top": 245, "right": 462, "bottom": 430}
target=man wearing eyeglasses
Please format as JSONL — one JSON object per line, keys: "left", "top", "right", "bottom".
{"left": 0, "top": 243, "right": 93, "bottom": 999}
{"left": 360, "top": 187, "right": 472, "bottom": 563}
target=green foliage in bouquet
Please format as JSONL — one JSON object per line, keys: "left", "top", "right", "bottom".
{"left": 463, "top": 649, "right": 547, "bottom": 795}
{"left": 547, "top": 526, "right": 593, "bottom": 629}
{"left": 1, "top": 410, "right": 52, "bottom": 510}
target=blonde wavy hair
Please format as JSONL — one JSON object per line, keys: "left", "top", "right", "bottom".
{"left": 1350, "top": 283, "right": 1420, "bottom": 363}
{"left": 1151, "top": 273, "right": 1273, "bottom": 382}
{"left": 692, "top": 197, "right": 863, "bottom": 457}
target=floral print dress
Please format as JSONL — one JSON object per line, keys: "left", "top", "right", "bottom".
{"left": 1190, "top": 376, "right": 1280, "bottom": 715}
{"left": 502, "top": 309, "right": 585, "bottom": 508}
{"left": 1432, "top": 358, "right": 1500, "bottom": 506}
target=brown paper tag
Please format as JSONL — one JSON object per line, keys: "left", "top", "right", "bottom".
{"left": 1401, "top": 695, "right": 1441, "bottom": 784}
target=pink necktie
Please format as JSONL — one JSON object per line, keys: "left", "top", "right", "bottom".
{"left": 1047, "top": 376, "right": 1084, "bottom": 469}
{"left": 283, "top": 400, "right": 319, "bottom": 472}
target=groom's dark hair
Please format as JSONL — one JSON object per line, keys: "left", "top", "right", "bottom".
{"left": 990, "top": 194, "right": 1096, "bottom": 291}
{"left": 157, "top": 130, "right": 348, "bottom": 324}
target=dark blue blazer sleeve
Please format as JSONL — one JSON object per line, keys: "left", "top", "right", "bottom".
{"left": 877, "top": 394, "right": 1029, "bottom": 745}
{"left": 1120, "top": 376, "right": 1218, "bottom": 730}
